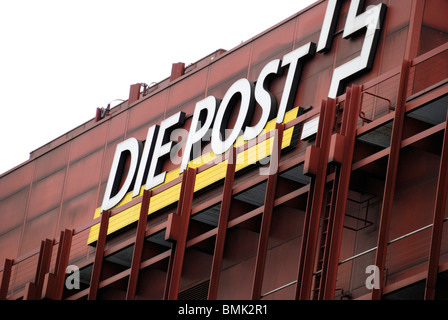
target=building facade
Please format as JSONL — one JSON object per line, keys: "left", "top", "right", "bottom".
{"left": 1, "top": 0, "right": 448, "bottom": 300}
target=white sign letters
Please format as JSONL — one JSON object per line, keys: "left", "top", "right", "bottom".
{"left": 101, "top": 0, "right": 387, "bottom": 212}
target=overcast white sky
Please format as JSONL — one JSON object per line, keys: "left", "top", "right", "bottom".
{"left": 0, "top": 0, "right": 317, "bottom": 175}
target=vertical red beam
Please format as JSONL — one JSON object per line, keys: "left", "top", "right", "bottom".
{"left": 163, "top": 169, "right": 190, "bottom": 300}
{"left": 404, "top": 0, "right": 425, "bottom": 61}
{"left": 425, "top": 110, "right": 448, "bottom": 300}
{"left": 88, "top": 210, "right": 111, "bottom": 300}
{"left": 371, "top": 60, "right": 410, "bottom": 300}
{"left": 296, "top": 177, "right": 315, "bottom": 298}
{"left": 251, "top": 124, "right": 284, "bottom": 300}
{"left": 170, "top": 62, "right": 185, "bottom": 82}
{"left": 128, "top": 83, "right": 141, "bottom": 105}
{"left": 208, "top": 147, "right": 236, "bottom": 300}
{"left": 296, "top": 98, "right": 337, "bottom": 300}
{"left": 24, "top": 238, "right": 53, "bottom": 300}
{"left": 295, "top": 101, "right": 326, "bottom": 300}
{"left": 46, "top": 229, "right": 73, "bottom": 300}
{"left": 0, "top": 259, "right": 13, "bottom": 300}
{"left": 321, "top": 85, "right": 362, "bottom": 300}
{"left": 163, "top": 242, "right": 175, "bottom": 300}
{"left": 36, "top": 239, "right": 53, "bottom": 285}
{"left": 54, "top": 230, "right": 68, "bottom": 278}
{"left": 35, "top": 239, "right": 53, "bottom": 299}
{"left": 95, "top": 108, "right": 102, "bottom": 122}
{"left": 126, "top": 190, "right": 152, "bottom": 300}
{"left": 165, "top": 168, "right": 196, "bottom": 300}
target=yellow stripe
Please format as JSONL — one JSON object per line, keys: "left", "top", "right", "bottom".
{"left": 87, "top": 107, "right": 300, "bottom": 244}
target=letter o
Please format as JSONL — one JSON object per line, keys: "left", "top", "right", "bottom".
{"left": 211, "top": 78, "right": 255, "bottom": 155}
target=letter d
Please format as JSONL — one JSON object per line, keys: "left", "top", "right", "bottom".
{"left": 102, "top": 138, "right": 142, "bottom": 211}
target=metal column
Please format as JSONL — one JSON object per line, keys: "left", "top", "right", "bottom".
{"left": 88, "top": 210, "right": 111, "bottom": 300}
{"left": 251, "top": 124, "right": 284, "bottom": 300}
{"left": 425, "top": 110, "right": 448, "bottom": 300}
{"left": 296, "top": 98, "right": 337, "bottom": 300}
{"left": 43, "top": 229, "right": 73, "bottom": 300}
{"left": 371, "top": 59, "right": 410, "bottom": 300}
{"left": 164, "top": 168, "right": 196, "bottom": 300}
{"left": 0, "top": 259, "right": 13, "bottom": 300}
{"left": 24, "top": 238, "right": 53, "bottom": 300}
{"left": 320, "top": 85, "right": 362, "bottom": 299}
{"left": 126, "top": 189, "right": 151, "bottom": 300}
{"left": 208, "top": 147, "right": 236, "bottom": 300}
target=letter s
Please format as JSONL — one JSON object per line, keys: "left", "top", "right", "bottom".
{"left": 317, "top": 0, "right": 387, "bottom": 98}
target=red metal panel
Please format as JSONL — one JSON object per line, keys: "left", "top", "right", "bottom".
{"left": 69, "top": 123, "right": 108, "bottom": 163}
{"left": 206, "top": 44, "right": 252, "bottom": 98}
{"left": 0, "top": 160, "right": 34, "bottom": 197}
{"left": 21, "top": 213, "right": 58, "bottom": 259}
{"left": 208, "top": 147, "right": 236, "bottom": 300}
{"left": 126, "top": 90, "right": 167, "bottom": 137}
{"left": 58, "top": 189, "right": 99, "bottom": 235}
{"left": 26, "top": 169, "right": 65, "bottom": 222}
{"left": 0, "top": 188, "right": 29, "bottom": 239}
{"left": 372, "top": 59, "right": 411, "bottom": 300}
{"left": 32, "top": 144, "right": 70, "bottom": 181}
{"left": 376, "top": 0, "right": 411, "bottom": 74}
{"left": 88, "top": 210, "right": 110, "bottom": 300}
{"left": 165, "top": 68, "right": 209, "bottom": 119}
{"left": 248, "top": 17, "right": 296, "bottom": 81}
{"left": 59, "top": 143, "right": 104, "bottom": 234}
{"left": 251, "top": 124, "right": 284, "bottom": 300}
{"left": 64, "top": 151, "right": 103, "bottom": 201}
{"left": 126, "top": 190, "right": 151, "bottom": 300}
{"left": 418, "top": 0, "right": 448, "bottom": 56}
